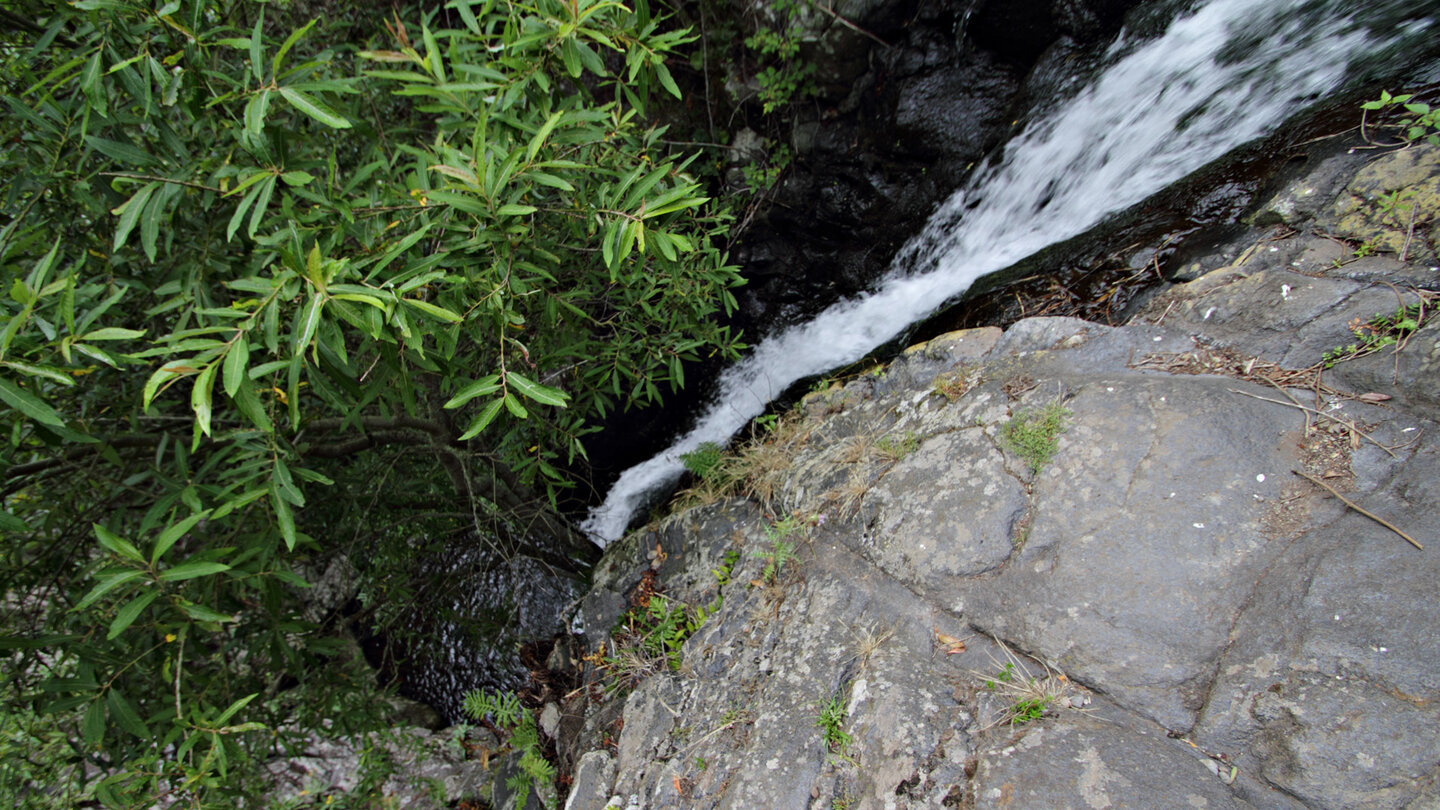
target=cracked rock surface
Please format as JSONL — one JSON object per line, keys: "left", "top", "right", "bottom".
{"left": 557, "top": 146, "right": 1440, "bottom": 809}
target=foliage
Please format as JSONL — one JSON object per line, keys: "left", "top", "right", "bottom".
{"left": 754, "top": 532, "right": 800, "bottom": 584}
{"left": 874, "top": 431, "right": 919, "bottom": 462}
{"left": 681, "top": 440, "right": 726, "bottom": 481}
{"left": 596, "top": 593, "right": 706, "bottom": 685}
{"left": 462, "top": 688, "right": 555, "bottom": 810}
{"left": 1000, "top": 403, "right": 1071, "bottom": 475}
{"left": 743, "top": 0, "right": 816, "bottom": 114}
{"left": 1322, "top": 299, "right": 1430, "bottom": 368}
{"left": 1362, "top": 90, "right": 1440, "bottom": 146}
{"left": 740, "top": 142, "right": 792, "bottom": 193}
{"left": 815, "top": 692, "right": 852, "bottom": 754}
{"left": 0, "top": 0, "right": 742, "bottom": 805}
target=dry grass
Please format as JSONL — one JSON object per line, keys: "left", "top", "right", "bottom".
{"left": 847, "top": 623, "right": 895, "bottom": 669}
{"left": 821, "top": 467, "right": 875, "bottom": 519}
{"left": 971, "top": 638, "right": 1086, "bottom": 732}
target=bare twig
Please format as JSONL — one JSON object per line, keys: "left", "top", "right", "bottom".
{"left": 1291, "top": 469, "right": 1422, "bottom": 550}
{"left": 1226, "top": 388, "right": 1400, "bottom": 459}
{"left": 814, "top": 2, "right": 890, "bottom": 47}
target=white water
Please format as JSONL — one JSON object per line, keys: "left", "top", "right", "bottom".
{"left": 583, "top": 0, "right": 1430, "bottom": 543}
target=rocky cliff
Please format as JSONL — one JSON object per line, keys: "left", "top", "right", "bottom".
{"left": 548, "top": 143, "right": 1440, "bottom": 810}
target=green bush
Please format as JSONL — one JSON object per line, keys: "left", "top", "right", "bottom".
{"left": 0, "top": 0, "right": 740, "bottom": 804}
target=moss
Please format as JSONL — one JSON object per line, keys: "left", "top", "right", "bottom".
{"left": 1001, "top": 403, "right": 1070, "bottom": 475}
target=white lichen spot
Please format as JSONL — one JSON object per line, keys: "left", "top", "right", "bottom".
{"left": 1356, "top": 752, "right": 1376, "bottom": 769}
{"left": 1077, "top": 746, "right": 1131, "bottom": 809}
{"left": 1188, "top": 795, "right": 1210, "bottom": 808}
{"left": 766, "top": 757, "right": 780, "bottom": 771}
{"left": 1281, "top": 284, "right": 1292, "bottom": 300}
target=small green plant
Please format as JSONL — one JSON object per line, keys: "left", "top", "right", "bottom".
{"left": 744, "top": 0, "right": 817, "bottom": 114}
{"left": 694, "top": 755, "right": 707, "bottom": 771}
{"left": 754, "top": 413, "right": 781, "bottom": 434}
{"left": 1362, "top": 90, "right": 1440, "bottom": 146}
{"left": 972, "top": 640, "right": 1083, "bottom": 731}
{"left": 1001, "top": 403, "right": 1071, "bottom": 475}
{"left": 874, "top": 431, "right": 920, "bottom": 462}
{"left": 1322, "top": 300, "right": 1429, "bottom": 368}
{"left": 983, "top": 662, "right": 1016, "bottom": 688}
{"left": 1009, "top": 697, "right": 1052, "bottom": 724}
{"left": 741, "top": 144, "right": 793, "bottom": 193}
{"left": 1375, "top": 188, "right": 1417, "bottom": 227}
{"left": 816, "top": 694, "right": 853, "bottom": 754}
{"left": 754, "top": 536, "right": 800, "bottom": 584}
{"left": 462, "top": 689, "right": 556, "bottom": 809}
{"left": 682, "top": 442, "right": 728, "bottom": 483}
{"left": 712, "top": 548, "right": 743, "bottom": 586}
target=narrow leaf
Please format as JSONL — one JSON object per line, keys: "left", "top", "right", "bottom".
{"left": 151, "top": 511, "right": 209, "bottom": 564}
{"left": 457, "top": 398, "right": 505, "bottom": 441}
{"left": 278, "top": 87, "right": 351, "bottom": 128}
{"left": 158, "top": 561, "right": 231, "bottom": 582}
{"left": 506, "top": 371, "right": 568, "bottom": 407}
{"left": 0, "top": 376, "right": 65, "bottom": 426}
{"left": 107, "top": 590, "right": 160, "bottom": 639}
{"left": 93, "top": 524, "right": 144, "bottom": 563}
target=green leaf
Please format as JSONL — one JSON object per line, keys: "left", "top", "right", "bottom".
{"left": 191, "top": 362, "right": 216, "bottom": 437}
{"left": 250, "top": 12, "right": 264, "bottom": 82}
{"left": 457, "top": 398, "right": 505, "bottom": 441}
{"left": 84, "top": 136, "right": 158, "bottom": 167}
{"left": 244, "top": 90, "right": 271, "bottom": 136}
{"left": 654, "top": 61, "right": 682, "bottom": 99}
{"left": 223, "top": 335, "right": 250, "bottom": 397}
{"left": 247, "top": 174, "right": 277, "bottom": 239}
{"left": 1, "top": 360, "right": 75, "bottom": 386}
{"left": 496, "top": 203, "right": 537, "bottom": 216}
{"left": 271, "top": 484, "right": 296, "bottom": 551}
{"left": 278, "top": 86, "right": 351, "bottom": 129}
{"left": 444, "top": 374, "right": 502, "bottom": 408}
{"left": 295, "top": 291, "right": 325, "bottom": 351}
{"left": 502, "top": 392, "right": 528, "bottom": 419}
{"left": 506, "top": 372, "right": 568, "bottom": 407}
{"left": 94, "top": 524, "right": 144, "bottom": 563}
{"left": 280, "top": 170, "right": 316, "bottom": 186}
{"left": 75, "top": 570, "right": 144, "bottom": 611}
{"left": 272, "top": 18, "right": 318, "bottom": 77}
{"left": 400, "top": 297, "right": 462, "bottom": 323}
{"left": 0, "top": 510, "right": 28, "bottom": 533}
{"left": 106, "top": 689, "right": 150, "bottom": 738}
{"left": 0, "top": 376, "right": 65, "bottom": 426}
{"left": 112, "top": 182, "right": 158, "bottom": 252}
{"left": 82, "top": 699, "right": 106, "bottom": 745}
{"left": 107, "top": 590, "right": 160, "bottom": 639}
{"left": 80, "top": 327, "right": 147, "bottom": 341}
{"left": 526, "top": 111, "right": 565, "bottom": 162}
{"left": 158, "top": 561, "right": 231, "bottom": 582}
{"left": 151, "top": 511, "right": 209, "bottom": 564}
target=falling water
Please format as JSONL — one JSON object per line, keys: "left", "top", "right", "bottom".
{"left": 583, "top": 0, "right": 1435, "bottom": 543}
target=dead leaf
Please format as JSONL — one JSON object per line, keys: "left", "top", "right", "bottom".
{"left": 1359, "top": 392, "right": 1392, "bottom": 403}
{"left": 934, "top": 628, "right": 967, "bottom": 654}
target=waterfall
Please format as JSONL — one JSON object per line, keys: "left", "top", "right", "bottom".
{"left": 583, "top": 0, "right": 1434, "bottom": 543}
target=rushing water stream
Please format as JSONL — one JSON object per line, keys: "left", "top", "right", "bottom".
{"left": 583, "top": 0, "right": 1436, "bottom": 543}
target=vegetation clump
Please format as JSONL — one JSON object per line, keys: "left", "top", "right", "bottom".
{"left": 1322, "top": 300, "right": 1431, "bottom": 368}
{"left": 0, "top": 0, "right": 748, "bottom": 803}
{"left": 462, "top": 689, "right": 556, "bottom": 809}
{"left": 1001, "top": 402, "right": 1071, "bottom": 474}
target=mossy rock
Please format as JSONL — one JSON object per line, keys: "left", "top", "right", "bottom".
{"left": 1326, "top": 143, "right": 1440, "bottom": 265}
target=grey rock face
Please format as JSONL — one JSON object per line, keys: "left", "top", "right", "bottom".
{"left": 559, "top": 129, "right": 1440, "bottom": 810}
